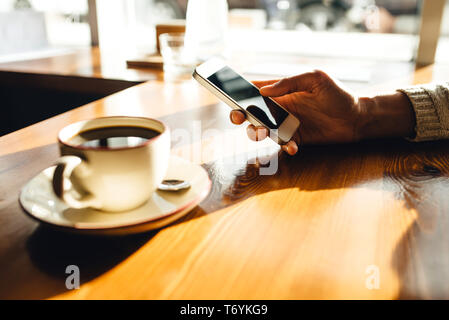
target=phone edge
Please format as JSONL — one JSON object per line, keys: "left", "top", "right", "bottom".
{"left": 192, "top": 69, "right": 297, "bottom": 144}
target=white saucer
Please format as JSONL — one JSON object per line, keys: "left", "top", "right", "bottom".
{"left": 19, "top": 156, "right": 211, "bottom": 235}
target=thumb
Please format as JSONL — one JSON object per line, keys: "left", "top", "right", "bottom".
{"left": 259, "top": 71, "right": 325, "bottom": 97}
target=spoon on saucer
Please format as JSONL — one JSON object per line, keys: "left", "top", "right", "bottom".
{"left": 157, "top": 179, "right": 191, "bottom": 191}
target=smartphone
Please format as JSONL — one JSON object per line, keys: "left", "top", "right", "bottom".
{"left": 193, "top": 58, "right": 300, "bottom": 144}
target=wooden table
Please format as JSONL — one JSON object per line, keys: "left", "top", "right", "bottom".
{"left": 1, "top": 49, "right": 449, "bottom": 299}
{"left": 0, "top": 47, "right": 164, "bottom": 95}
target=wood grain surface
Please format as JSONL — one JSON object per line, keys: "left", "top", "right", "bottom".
{"left": 0, "top": 47, "right": 161, "bottom": 82}
{"left": 1, "top": 54, "right": 449, "bottom": 299}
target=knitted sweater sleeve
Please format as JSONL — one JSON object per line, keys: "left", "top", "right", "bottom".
{"left": 398, "top": 82, "right": 449, "bottom": 141}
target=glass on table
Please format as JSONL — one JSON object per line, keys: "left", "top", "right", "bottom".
{"left": 159, "top": 33, "right": 196, "bottom": 80}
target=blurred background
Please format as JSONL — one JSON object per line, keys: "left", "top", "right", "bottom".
{"left": 1, "top": 0, "right": 448, "bottom": 63}
{"left": 1, "top": 0, "right": 448, "bottom": 136}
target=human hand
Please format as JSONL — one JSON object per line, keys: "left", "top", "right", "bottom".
{"left": 230, "top": 70, "right": 361, "bottom": 155}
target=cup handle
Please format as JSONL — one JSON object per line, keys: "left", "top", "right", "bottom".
{"left": 52, "top": 155, "right": 100, "bottom": 209}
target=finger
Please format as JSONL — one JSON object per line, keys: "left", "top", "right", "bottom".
{"left": 230, "top": 110, "right": 246, "bottom": 125}
{"left": 246, "top": 124, "right": 257, "bottom": 141}
{"left": 260, "top": 70, "right": 329, "bottom": 97}
{"left": 246, "top": 124, "right": 268, "bottom": 141}
{"left": 281, "top": 140, "right": 299, "bottom": 155}
{"left": 252, "top": 79, "right": 280, "bottom": 89}
{"left": 254, "top": 126, "right": 269, "bottom": 141}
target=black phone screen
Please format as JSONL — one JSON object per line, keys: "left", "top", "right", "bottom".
{"left": 207, "top": 66, "right": 289, "bottom": 129}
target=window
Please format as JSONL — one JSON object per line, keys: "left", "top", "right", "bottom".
{"left": 3, "top": 0, "right": 447, "bottom": 66}
{"left": 94, "top": 1, "right": 427, "bottom": 61}
{"left": 0, "top": 0, "right": 90, "bottom": 55}
{"left": 436, "top": 0, "right": 449, "bottom": 63}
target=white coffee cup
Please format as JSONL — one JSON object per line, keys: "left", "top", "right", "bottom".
{"left": 52, "top": 116, "right": 170, "bottom": 212}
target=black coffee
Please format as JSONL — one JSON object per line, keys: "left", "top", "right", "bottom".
{"left": 69, "top": 126, "right": 160, "bottom": 149}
